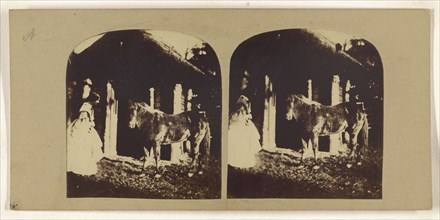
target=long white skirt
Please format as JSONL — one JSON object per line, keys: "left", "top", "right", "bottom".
{"left": 228, "top": 120, "right": 262, "bottom": 168}
{"left": 67, "top": 119, "right": 104, "bottom": 176}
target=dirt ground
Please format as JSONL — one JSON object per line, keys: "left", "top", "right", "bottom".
{"left": 67, "top": 157, "right": 221, "bottom": 199}
{"left": 228, "top": 146, "right": 383, "bottom": 199}
{"left": 67, "top": 145, "right": 381, "bottom": 199}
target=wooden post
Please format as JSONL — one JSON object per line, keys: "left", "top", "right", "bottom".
{"left": 307, "top": 79, "right": 312, "bottom": 101}
{"left": 268, "top": 80, "right": 276, "bottom": 148}
{"left": 146, "top": 87, "right": 155, "bottom": 158}
{"left": 302, "top": 79, "right": 314, "bottom": 157}
{"left": 104, "top": 82, "right": 118, "bottom": 157}
{"left": 186, "top": 89, "right": 193, "bottom": 111}
{"left": 149, "top": 87, "right": 155, "bottom": 107}
{"left": 184, "top": 89, "right": 193, "bottom": 154}
{"left": 345, "top": 80, "right": 351, "bottom": 102}
{"left": 341, "top": 80, "right": 351, "bottom": 145}
{"left": 171, "top": 84, "right": 184, "bottom": 163}
{"left": 331, "top": 75, "right": 341, "bottom": 105}
{"left": 330, "top": 75, "right": 344, "bottom": 155}
{"left": 262, "top": 75, "right": 276, "bottom": 149}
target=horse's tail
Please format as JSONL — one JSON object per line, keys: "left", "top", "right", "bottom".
{"left": 201, "top": 122, "right": 211, "bottom": 162}
{"left": 359, "top": 114, "right": 369, "bottom": 149}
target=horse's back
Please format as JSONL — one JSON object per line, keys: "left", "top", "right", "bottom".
{"left": 163, "top": 112, "right": 192, "bottom": 126}
{"left": 149, "top": 112, "right": 191, "bottom": 144}
{"left": 340, "top": 102, "right": 367, "bottom": 119}
{"left": 309, "top": 102, "right": 366, "bottom": 135}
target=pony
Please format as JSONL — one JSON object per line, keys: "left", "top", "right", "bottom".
{"left": 284, "top": 94, "right": 369, "bottom": 168}
{"left": 128, "top": 101, "right": 211, "bottom": 177}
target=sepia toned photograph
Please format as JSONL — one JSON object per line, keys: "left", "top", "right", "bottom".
{"left": 66, "top": 30, "right": 221, "bottom": 199}
{"left": 6, "top": 8, "right": 433, "bottom": 212}
{"left": 228, "top": 29, "right": 383, "bottom": 199}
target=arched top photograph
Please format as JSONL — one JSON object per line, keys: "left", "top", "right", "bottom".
{"left": 228, "top": 28, "right": 383, "bottom": 199}
{"left": 66, "top": 29, "right": 221, "bottom": 199}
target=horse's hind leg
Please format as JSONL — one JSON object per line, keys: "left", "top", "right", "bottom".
{"left": 188, "top": 135, "right": 204, "bottom": 177}
{"left": 347, "top": 133, "right": 360, "bottom": 167}
{"left": 196, "top": 150, "right": 204, "bottom": 175}
{"left": 353, "top": 137, "right": 362, "bottom": 165}
{"left": 188, "top": 143, "right": 200, "bottom": 177}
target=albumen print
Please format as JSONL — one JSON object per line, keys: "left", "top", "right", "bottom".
{"left": 228, "top": 29, "right": 383, "bottom": 199}
{"left": 66, "top": 30, "right": 221, "bottom": 199}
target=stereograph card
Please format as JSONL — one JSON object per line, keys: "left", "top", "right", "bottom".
{"left": 8, "top": 9, "right": 432, "bottom": 210}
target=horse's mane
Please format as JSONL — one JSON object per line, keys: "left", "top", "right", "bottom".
{"left": 286, "top": 94, "right": 324, "bottom": 120}
{"left": 289, "top": 94, "right": 322, "bottom": 106}
{"left": 133, "top": 101, "right": 164, "bottom": 114}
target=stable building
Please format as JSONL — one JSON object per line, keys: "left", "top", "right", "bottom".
{"left": 230, "top": 29, "right": 383, "bottom": 156}
{"left": 67, "top": 30, "right": 221, "bottom": 163}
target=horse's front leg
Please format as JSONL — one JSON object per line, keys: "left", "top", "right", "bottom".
{"left": 297, "top": 138, "right": 308, "bottom": 169}
{"left": 152, "top": 143, "right": 162, "bottom": 178}
{"left": 141, "top": 146, "right": 152, "bottom": 170}
{"left": 311, "top": 134, "right": 320, "bottom": 170}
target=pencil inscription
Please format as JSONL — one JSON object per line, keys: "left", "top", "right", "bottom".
{"left": 23, "top": 28, "right": 35, "bottom": 41}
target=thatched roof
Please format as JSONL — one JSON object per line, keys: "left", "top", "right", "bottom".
{"left": 311, "top": 29, "right": 371, "bottom": 72}
{"left": 141, "top": 31, "right": 206, "bottom": 76}
{"left": 229, "top": 29, "right": 380, "bottom": 87}
{"left": 67, "top": 30, "right": 214, "bottom": 86}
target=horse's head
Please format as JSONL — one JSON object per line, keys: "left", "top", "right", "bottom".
{"left": 285, "top": 95, "right": 295, "bottom": 120}
{"left": 285, "top": 94, "right": 303, "bottom": 121}
{"left": 128, "top": 101, "right": 139, "bottom": 129}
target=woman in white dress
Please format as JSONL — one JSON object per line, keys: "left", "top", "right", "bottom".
{"left": 67, "top": 91, "right": 104, "bottom": 176}
{"left": 228, "top": 95, "right": 262, "bottom": 168}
